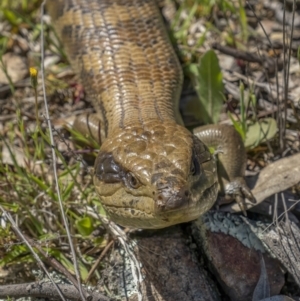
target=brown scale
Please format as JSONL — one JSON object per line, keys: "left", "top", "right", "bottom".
{"left": 46, "top": 0, "right": 255, "bottom": 229}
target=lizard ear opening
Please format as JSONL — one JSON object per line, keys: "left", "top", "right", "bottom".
{"left": 190, "top": 154, "right": 201, "bottom": 176}
{"left": 190, "top": 135, "right": 212, "bottom": 177}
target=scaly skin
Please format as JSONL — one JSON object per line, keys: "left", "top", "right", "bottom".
{"left": 46, "top": 0, "right": 254, "bottom": 229}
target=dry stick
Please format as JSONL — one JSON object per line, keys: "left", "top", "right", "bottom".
{"left": 0, "top": 282, "right": 111, "bottom": 301}
{"left": 212, "top": 43, "right": 263, "bottom": 62}
{"left": 85, "top": 240, "right": 114, "bottom": 283}
{"left": 283, "top": 0, "right": 296, "bottom": 147}
{"left": 212, "top": 43, "right": 277, "bottom": 70}
{"left": 280, "top": 0, "right": 296, "bottom": 151}
{"left": 23, "top": 234, "right": 78, "bottom": 289}
{"left": 23, "top": 234, "right": 114, "bottom": 300}
{"left": 261, "top": 199, "right": 300, "bottom": 234}
{"left": 218, "top": 34, "right": 279, "bottom": 156}
{"left": 40, "top": 2, "right": 85, "bottom": 301}
{"left": 275, "top": 194, "right": 300, "bottom": 283}
{"left": 0, "top": 205, "right": 67, "bottom": 301}
{"left": 3, "top": 105, "right": 44, "bottom": 121}
{"left": 280, "top": 194, "right": 300, "bottom": 279}
{"left": 281, "top": 0, "right": 287, "bottom": 152}
{"left": 232, "top": 2, "right": 281, "bottom": 158}
{"left": 245, "top": 1, "right": 281, "bottom": 131}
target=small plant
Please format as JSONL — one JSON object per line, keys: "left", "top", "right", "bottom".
{"left": 228, "top": 82, "right": 278, "bottom": 149}
{"left": 187, "top": 49, "right": 224, "bottom": 124}
{"left": 0, "top": 65, "right": 106, "bottom": 283}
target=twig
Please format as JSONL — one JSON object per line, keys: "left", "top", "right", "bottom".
{"left": 85, "top": 240, "right": 114, "bottom": 283}
{"left": 0, "top": 205, "right": 67, "bottom": 301}
{"left": 283, "top": 0, "right": 296, "bottom": 149}
{"left": 0, "top": 282, "right": 111, "bottom": 301}
{"left": 245, "top": 0, "right": 281, "bottom": 135}
{"left": 23, "top": 234, "right": 79, "bottom": 290}
{"left": 281, "top": 0, "right": 287, "bottom": 151}
{"left": 40, "top": 2, "right": 86, "bottom": 300}
{"left": 211, "top": 43, "right": 280, "bottom": 73}
{"left": 212, "top": 43, "right": 264, "bottom": 63}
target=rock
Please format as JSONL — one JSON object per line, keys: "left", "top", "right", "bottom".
{"left": 192, "top": 212, "right": 285, "bottom": 301}
{"left": 98, "top": 226, "right": 221, "bottom": 301}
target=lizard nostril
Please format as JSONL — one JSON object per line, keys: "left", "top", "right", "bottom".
{"left": 155, "top": 186, "right": 190, "bottom": 211}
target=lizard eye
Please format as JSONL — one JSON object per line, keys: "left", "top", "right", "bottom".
{"left": 126, "top": 172, "right": 140, "bottom": 189}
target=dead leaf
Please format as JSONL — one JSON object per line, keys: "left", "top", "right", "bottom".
{"left": 221, "top": 153, "right": 300, "bottom": 212}
{"left": 0, "top": 53, "right": 28, "bottom": 84}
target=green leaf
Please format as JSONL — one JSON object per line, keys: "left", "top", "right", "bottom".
{"left": 245, "top": 118, "right": 278, "bottom": 149}
{"left": 26, "top": 211, "right": 44, "bottom": 236}
{"left": 191, "top": 50, "right": 224, "bottom": 124}
{"left": 27, "top": 174, "right": 56, "bottom": 200}
{"left": 228, "top": 112, "right": 246, "bottom": 141}
{"left": 92, "top": 199, "right": 107, "bottom": 216}
{"left": 49, "top": 250, "right": 89, "bottom": 280}
{"left": 0, "top": 245, "right": 29, "bottom": 266}
{"left": 0, "top": 202, "right": 19, "bottom": 212}
{"left": 238, "top": 0, "right": 248, "bottom": 43}
{"left": 76, "top": 216, "right": 94, "bottom": 237}
{"left": 62, "top": 182, "right": 75, "bottom": 200}
{"left": 2, "top": 9, "right": 21, "bottom": 26}
{"left": 239, "top": 82, "right": 247, "bottom": 135}
{"left": 218, "top": 0, "right": 236, "bottom": 13}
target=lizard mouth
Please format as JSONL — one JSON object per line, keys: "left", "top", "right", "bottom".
{"left": 101, "top": 181, "right": 218, "bottom": 229}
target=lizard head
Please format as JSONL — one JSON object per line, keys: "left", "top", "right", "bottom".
{"left": 94, "top": 121, "right": 218, "bottom": 229}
